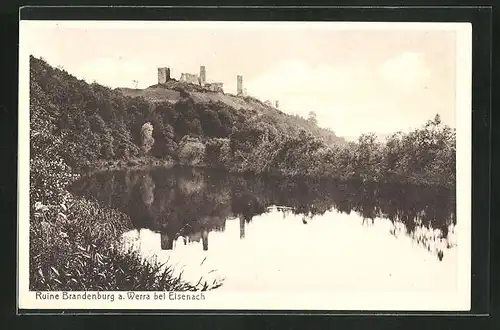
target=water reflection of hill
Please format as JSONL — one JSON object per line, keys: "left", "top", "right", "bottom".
{"left": 71, "top": 166, "right": 455, "bottom": 255}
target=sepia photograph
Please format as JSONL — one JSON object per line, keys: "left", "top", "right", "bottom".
{"left": 18, "top": 20, "right": 472, "bottom": 311}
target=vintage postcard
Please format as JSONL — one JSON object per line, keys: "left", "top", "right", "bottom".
{"left": 18, "top": 20, "right": 472, "bottom": 311}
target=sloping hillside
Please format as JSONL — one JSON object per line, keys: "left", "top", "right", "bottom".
{"left": 116, "top": 87, "right": 181, "bottom": 103}
{"left": 28, "top": 55, "right": 456, "bottom": 294}
{"left": 115, "top": 83, "right": 347, "bottom": 146}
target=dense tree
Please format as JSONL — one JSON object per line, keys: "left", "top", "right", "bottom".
{"left": 140, "top": 122, "right": 154, "bottom": 154}
{"left": 30, "top": 55, "right": 455, "bottom": 188}
{"left": 178, "top": 135, "right": 206, "bottom": 166}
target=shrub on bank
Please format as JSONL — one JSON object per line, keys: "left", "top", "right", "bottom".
{"left": 29, "top": 194, "right": 222, "bottom": 291}
{"left": 29, "top": 58, "right": 222, "bottom": 290}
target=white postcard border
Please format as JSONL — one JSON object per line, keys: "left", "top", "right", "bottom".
{"left": 17, "top": 20, "right": 472, "bottom": 311}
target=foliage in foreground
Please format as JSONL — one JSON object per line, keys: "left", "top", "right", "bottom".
{"left": 29, "top": 192, "right": 222, "bottom": 291}
{"left": 29, "top": 63, "right": 222, "bottom": 290}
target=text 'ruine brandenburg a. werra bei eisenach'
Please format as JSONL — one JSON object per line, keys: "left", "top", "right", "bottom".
{"left": 35, "top": 291, "right": 206, "bottom": 302}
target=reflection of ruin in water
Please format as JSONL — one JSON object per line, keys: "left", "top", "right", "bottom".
{"left": 239, "top": 216, "right": 245, "bottom": 239}
{"left": 71, "top": 166, "right": 456, "bottom": 256}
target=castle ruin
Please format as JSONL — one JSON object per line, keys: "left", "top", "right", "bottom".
{"left": 155, "top": 65, "right": 281, "bottom": 109}
{"left": 157, "top": 67, "right": 171, "bottom": 84}
{"left": 179, "top": 72, "right": 200, "bottom": 85}
{"left": 161, "top": 65, "right": 224, "bottom": 93}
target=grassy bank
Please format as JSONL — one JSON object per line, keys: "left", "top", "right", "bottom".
{"left": 30, "top": 194, "right": 221, "bottom": 291}
{"left": 29, "top": 110, "right": 221, "bottom": 291}
{"left": 30, "top": 168, "right": 222, "bottom": 291}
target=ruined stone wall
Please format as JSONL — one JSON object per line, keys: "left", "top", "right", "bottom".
{"left": 156, "top": 66, "right": 233, "bottom": 95}
{"left": 206, "top": 82, "right": 224, "bottom": 93}
{"left": 180, "top": 72, "right": 200, "bottom": 85}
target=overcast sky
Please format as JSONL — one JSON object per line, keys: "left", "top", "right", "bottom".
{"left": 22, "top": 21, "right": 460, "bottom": 139}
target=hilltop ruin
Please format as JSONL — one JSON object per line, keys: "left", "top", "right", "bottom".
{"left": 158, "top": 65, "right": 224, "bottom": 93}
{"left": 156, "top": 65, "right": 278, "bottom": 107}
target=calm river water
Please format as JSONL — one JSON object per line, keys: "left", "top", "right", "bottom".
{"left": 71, "top": 166, "right": 458, "bottom": 293}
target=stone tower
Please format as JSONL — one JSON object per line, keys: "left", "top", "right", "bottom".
{"left": 200, "top": 66, "right": 206, "bottom": 86}
{"left": 275, "top": 100, "right": 279, "bottom": 108}
{"left": 157, "top": 67, "right": 170, "bottom": 84}
{"left": 237, "top": 75, "right": 243, "bottom": 96}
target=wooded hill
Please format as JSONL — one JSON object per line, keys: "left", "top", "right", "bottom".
{"left": 30, "top": 55, "right": 456, "bottom": 189}
{"left": 116, "top": 81, "right": 346, "bottom": 147}
{"left": 31, "top": 55, "right": 344, "bottom": 169}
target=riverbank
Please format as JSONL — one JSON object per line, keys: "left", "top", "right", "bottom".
{"left": 29, "top": 155, "right": 222, "bottom": 291}
{"left": 80, "top": 156, "right": 175, "bottom": 176}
